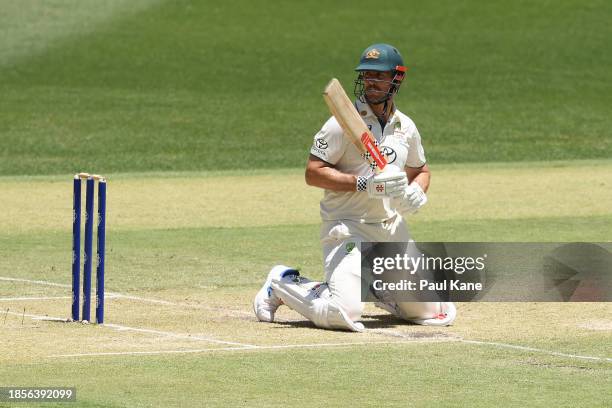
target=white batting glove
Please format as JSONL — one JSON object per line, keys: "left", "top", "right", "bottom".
{"left": 357, "top": 172, "right": 408, "bottom": 199}
{"left": 394, "top": 182, "right": 428, "bottom": 214}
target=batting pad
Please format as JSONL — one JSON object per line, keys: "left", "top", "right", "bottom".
{"left": 271, "top": 276, "right": 365, "bottom": 332}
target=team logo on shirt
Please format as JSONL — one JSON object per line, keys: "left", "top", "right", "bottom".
{"left": 315, "top": 138, "right": 328, "bottom": 149}
{"left": 345, "top": 242, "right": 356, "bottom": 254}
{"left": 393, "top": 122, "right": 404, "bottom": 137}
{"left": 381, "top": 146, "right": 397, "bottom": 164}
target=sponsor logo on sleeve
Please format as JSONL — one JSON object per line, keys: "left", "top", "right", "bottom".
{"left": 315, "top": 138, "right": 328, "bottom": 149}
{"left": 311, "top": 138, "right": 329, "bottom": 157}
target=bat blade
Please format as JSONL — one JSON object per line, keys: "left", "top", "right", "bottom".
{"left": 323, "top": 78, "right": 386, "bottom": 172}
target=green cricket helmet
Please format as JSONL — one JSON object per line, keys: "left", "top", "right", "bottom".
{"left": 354, "top": 43, "right": 407, "bottom": 105}
{"left": 355, "top": 43, "right": 405, "bottom": 72}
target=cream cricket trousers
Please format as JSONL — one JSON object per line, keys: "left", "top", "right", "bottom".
{"left": 320, "top": 213, "right": 412, "bottom": 321}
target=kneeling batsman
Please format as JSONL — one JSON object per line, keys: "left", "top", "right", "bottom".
{"left": 253, "top": 43, "right": 456, "bottom": 331}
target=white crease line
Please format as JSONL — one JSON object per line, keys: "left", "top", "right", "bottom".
{"left": 1, "top": 310, "right": 68, "bottom": 322}
{"left": 0, "top": 277, "right": 160, "bottom": 302}
{"left": 0, "top": 294, "right": 121, "bottom": 302}
{"left": 4, "top": 310, "right": 70, "bottom": 322}
{"left": 459, "top": 339, "right": 612, "bottom": 362}
{"left": 0, "top": 296, "right": 71, "bottom": 301}
{"left": 103, "top": 323, "right": 256, "bottom": 347}
{"left": 0, "top": 276, "right": 71, "bottom": 288}
{"left": 108, "top": 293, "right": 176, "bottom": 305}
{"left": 369, "top": 329, "right": 612, "bottom": 363}
{"left": 0, "top": 276, "right": 252, "bottom": 317}
{"left": 4, "top": 310, "right": 255, "bottom": 348}
{"left": 93, "top": 293, "right": 253, "bottom": 317}
{"left": 49, "top": 340, "right": 419, "bottom": 358}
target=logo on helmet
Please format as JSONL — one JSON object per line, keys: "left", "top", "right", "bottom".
{"left": 365, "top": 49, "right": 380, "bottom": 59}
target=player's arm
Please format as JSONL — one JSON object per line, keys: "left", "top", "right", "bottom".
{"left": 305, "top": 154, "right": 407, "bottom": 198}
{"left": 406, "top": 163, "right": 430, "bottom": 192}
{"left": 305, "top": 154, "right": 357, "bottom": 192}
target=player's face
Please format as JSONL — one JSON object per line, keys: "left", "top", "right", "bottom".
{"left": 362, "top": 71, "right": 394, "bottom": 99}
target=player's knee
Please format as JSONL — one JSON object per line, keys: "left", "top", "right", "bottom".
{"left": 342, "top": 300, "right": 364, "bottom": 323}
{"left": 396, "top": 302, "right": 440, "bottom": 320}
{"left": 396, "top": 302, "right": 457, "bottom": 326}
{"left": 312, "top": 297, "right": 364, "bottom": 332}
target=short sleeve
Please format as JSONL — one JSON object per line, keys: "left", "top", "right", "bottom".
{"left": 310, "top": 117, "right": 347, "bottom": 165}
{"left": 405, "top": 126, "right": 427, "bottom": 168}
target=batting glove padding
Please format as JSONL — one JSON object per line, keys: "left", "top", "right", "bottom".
{"left": 357, "top": 172, "right": 408, "bottom": 199}
{"left": 394, "top": 182, "right": 428, "bottom": 214}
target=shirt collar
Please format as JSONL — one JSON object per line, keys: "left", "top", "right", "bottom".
{"left": 355, "top": 99, "right": 399, "bottom": 125}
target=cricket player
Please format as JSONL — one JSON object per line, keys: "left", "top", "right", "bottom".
{"left": 254, "top": 44, "right": 456, "bottom": 331}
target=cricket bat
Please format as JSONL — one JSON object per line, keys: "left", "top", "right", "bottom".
{"left": 323, "top": 78, "right": 387, "bottom": 173}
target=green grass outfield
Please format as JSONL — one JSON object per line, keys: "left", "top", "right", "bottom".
{"left": 1, "top": 0, "right": 611, "bottom": 175}
{"left": 1, "top": 0, "right": 611, "bottom": 407}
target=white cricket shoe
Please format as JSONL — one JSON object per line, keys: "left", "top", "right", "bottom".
{"left": 253, "top": 265, "right": 299, "bottom": 322}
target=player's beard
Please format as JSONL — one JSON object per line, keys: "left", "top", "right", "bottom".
{"left": 365, "top": 88, "right": 391, "bottom": 105}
